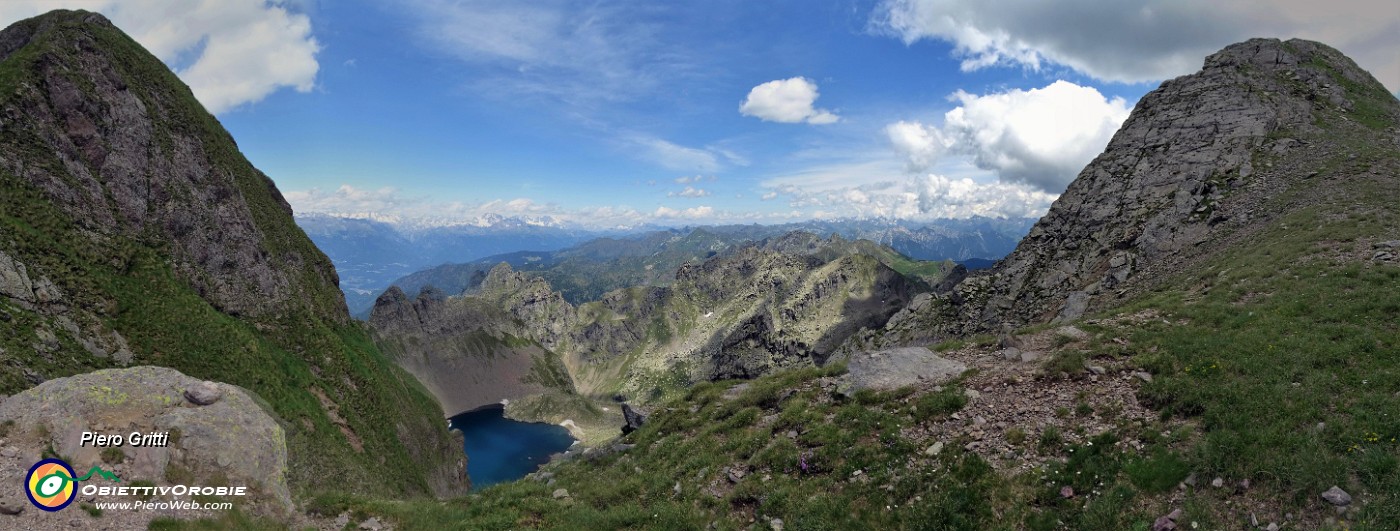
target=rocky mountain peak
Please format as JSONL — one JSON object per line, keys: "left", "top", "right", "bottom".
{"left": 1205, "top": 38, "right": 1366, "bottom": 82}
{"left": 883, "top": 38, "right": 1399, "bottom": 340}
{"left": 480, "top": 262, "right": 528, "bottom": 293}
{"left": 0, "top": 9, "right": 345, "bottom": 322}
{"left": 375, "top": 285, "right": 410, "bottom": 305}
{"left": 0, "top": 10, "right": 468, "bottom": 499}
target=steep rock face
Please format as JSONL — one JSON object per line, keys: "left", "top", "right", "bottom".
{"left": 479, "top": 263, "right": 577, "bottom": 346}
{"left": 0, "top": 11, "right": 342, "bottom": 321}
{"left": 571, "top": 245, "right": 917, "bottom": 397}
{"left": 879, "top": 38, "right": 1400, "bottom": 343}
{"left": 0, "top": 11, "right": 466, "bottom": 498}
{"left": 369, "top": 284, "right": 577, "bottom": 417}
{"left": 373, "top": 240, "right": 919, "bottom": 403}
{"left": 389, "top": 227, "right": 957, "bottom": 308}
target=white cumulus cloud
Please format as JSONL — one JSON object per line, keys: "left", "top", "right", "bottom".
{"left": 911, "top": 174, "right": 1058, "bottom": 218}
{"left": 887, "top": 80, "right": 1130, "bottom": 192}
{"left": 653, "top": 205, "right": 716, "bottom": 220}
{"left": 284, "top": 185, "right": 413, "bottom": 215}
{"left": 286, "top": 185, "right": 791, "bottom": 229}
{"left": 0, "top": 1, "right": 321, "bottom": 115}
{"left": 872, "top": 0, "right": 1400, "bottom": 92}
{"left": 886, "top": 120, "right": 952, "bottom": 172}
{"left": 739, "top": 77, "right": 840, "bottom": 124}
{"left": 759, "top": 159, "right": 1057, "bottom": 220}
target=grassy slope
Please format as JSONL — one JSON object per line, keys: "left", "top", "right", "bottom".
{"left": 271, "top": 57, "right": 1400, "bottom": 531}
{"left": 277, "top": 172, "right": 1400, "bottom": 531}
{"left": 306, "top": 364, "right": 1007, "bottom": 530}
{"left": 0, "top": 13, "right": 458, "bottom": 500}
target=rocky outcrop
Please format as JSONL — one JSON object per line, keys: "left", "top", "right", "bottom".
{"left": 0, "top": 11, "right": 344, "bottom": 322}
{"left": 478, "top": 264, "right": 578, "bottom": 348}
{"left": 369, "top": 284, "right": 576, "bottom": 417}
{"left": 0, "top": 367, "right": 292, "bottom": 518}
{"left": 0, "top": 250, "right": 133, "bottom": 367}
{"left": 0, "top": 10, "right": 468, "bottom": 499}
{"left": 0, "top": 250, "right": 57, "bottom": 308}
{"left": 878, "top": 38, "right": 1400, "bottom": 344}
{"left": 372, "top": 238, "right": 920, "bottom": 404}
{"left": 621, "top": 403, "right": 647, "bottom": 434}
{"left": 836, "top": 347, "right": 967, "bottom": 395}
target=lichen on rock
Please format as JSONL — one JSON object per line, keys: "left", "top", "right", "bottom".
{"left": 0, "top": 366, "right": 292, "bottom": 517}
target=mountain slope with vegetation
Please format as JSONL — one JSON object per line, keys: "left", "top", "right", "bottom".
{"left": 392, "top": 228, "right": 953, "bottom": 306}
{"left": 0, "top": 9, "right": 465, "bottom": 503}
{"left": 371, "top": 236, "right": 929, "bottom": 415}
{"left": 296, "top": 212, "right": 599, "bottom": 316}
{"left": 328, "top": 38, "right": 1399, "bottom": 530}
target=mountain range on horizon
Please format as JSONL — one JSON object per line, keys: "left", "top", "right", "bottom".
{"left": 298, "top": 212, "right": 1035, "bottom": 317}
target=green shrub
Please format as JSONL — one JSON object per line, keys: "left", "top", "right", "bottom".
{"left": 910, "top": 386, "right": 968, "bottom": 422}
{"left": 1042, "top": 351, "right": 1087, "bottom": 378}
{"left": 1125, "top": 450, "right": 1192, "bottom": 493}
{"left": 100, "top": 447, "right": 124, "bottom": 465}
{"left": 1038, "top": 427, "right": 1064, "bottom": 454}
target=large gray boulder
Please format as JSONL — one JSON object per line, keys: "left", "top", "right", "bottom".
{"left": 621, "top": 403, "right": 648, "bottom": 434}
{"left": 838, "top": 347, "right": 967, "bottom": 395}
{"left": 0, "top": 366, "right": 292, "bottom": 517}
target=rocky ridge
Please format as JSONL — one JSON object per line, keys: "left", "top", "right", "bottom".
{"left": 0, "top": 11, "right": 342, "bottom": 322}
{"left": 369, "top": 283, "right": 578, "bottom": 418}
{"left": 0, "top": 10, "right": 466, "bottom": 500}
{"left": 372, "top": 237, "right": 923, "bottom": 407}
{"left": 389, "top": 228, "right": 956, "bottom": 309}
{"left": 873, "top": 38, "right": 1400, "bottom": 345}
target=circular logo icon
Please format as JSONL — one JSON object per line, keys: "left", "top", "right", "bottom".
{"left": 26, "top": 458, "right": 77, "bottom": 512}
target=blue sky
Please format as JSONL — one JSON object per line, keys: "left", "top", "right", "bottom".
{"left": 2, "top": 1, "right": 1397, "bottom": 228}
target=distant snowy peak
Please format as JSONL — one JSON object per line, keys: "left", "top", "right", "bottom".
{"left": 301, "top": 211, "right": 404, "bottom": 224}
{"left": 295, "top": 211, "right": 572, "bottom": 231}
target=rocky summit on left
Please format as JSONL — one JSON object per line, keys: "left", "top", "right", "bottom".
{"left": 0, "top": 9, "right": 467, "bottom": 528}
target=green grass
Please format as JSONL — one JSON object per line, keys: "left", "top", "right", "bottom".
{"left": 1042, "top": 351, "right": 1088, "bottom": 379}
{"left": 908, "top": 385, "right": 968, "bottom": 422}
{"left": 1022, "top": 432, "right": 1146, "bottom": 531}
{"left": 267, "top": 37, "right": 1399, "bottom": 531}
{"left": 1122, "top": 206, "right": 1400, "bottom": 526}
{"left": 294, "top": 362, "right": 1012, "bottom": 530}
{"left": 1037, "top": 427, "right": 1065, "bottom": 454}
{"left": 1124, "top": 450, "right": 1192, "bottom": 493}
{"left": 101, "top": 447, "right": 125, "bottom": 465}
{"left": 147, "top": 508, "right": 288, "bottom": 531}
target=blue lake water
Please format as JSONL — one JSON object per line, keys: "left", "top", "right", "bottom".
{"left": 448, "top": 405, "right": 576, "bottom": 490}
